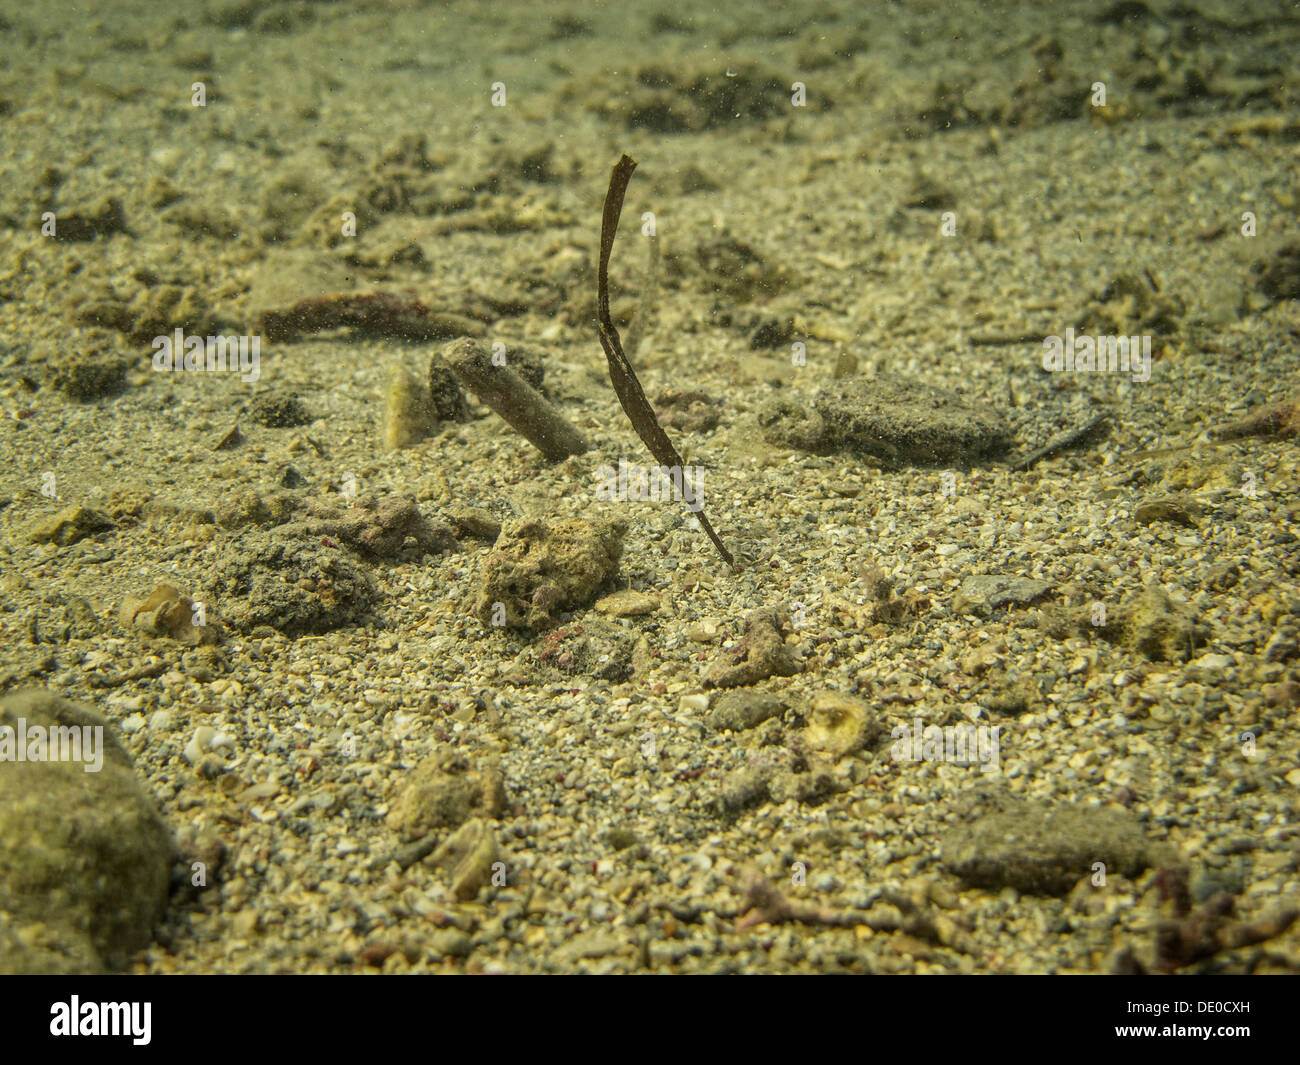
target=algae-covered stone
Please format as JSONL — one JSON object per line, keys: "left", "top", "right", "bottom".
{"left": 758, "top": 373, "right": 1011, "bottom": 467}
{"left": 428, "top": 354, "right": 471, "bottom": 422}
{"left": 47, "top": 349, "right": 129, "bottom": 401}
{"left": 940, "top": 792, "right": 1168, "bottom": 896}
{"left": 702, "top": 607, "right": 802, "bottom": 689}
{"left": 204, "top": 527, "right": 380, "bottom": 636}
{"left": 249, "top": 390, "right": 312, "bottom": 428}
{"left": 387, "top": 750, "right": 505, "bottom": 841}
{"left": 50, "top": 195, "right": 127, "bottom": 242}
{"left": 26, "top": 505, "right": 113, "bottom": 546}
{"left": 1252, "top": 241, "right": 1300, "bottom": 301}
{"left": 475, "top": 517, "right": 625, "bottom": 632}
{"left": 0, "top": 689, "right": 176, "bottom": 973}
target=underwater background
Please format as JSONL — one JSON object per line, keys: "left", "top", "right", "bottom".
{"left": 0, "top": 0, "right": 1297, "bottom": 974}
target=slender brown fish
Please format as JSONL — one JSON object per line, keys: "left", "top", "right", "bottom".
{"left": 596, "top": 154, "right": 737, "bottom": 571}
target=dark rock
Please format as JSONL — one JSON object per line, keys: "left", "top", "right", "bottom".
{"left": 51, "top": 196, "right": 127, "bottom": 242}
{"left": 759, "top": 373, "right": 1011, "bottom": 467}
{"left": 47, "top": 348, "right": 129, "bottom": 401}
{"left": 940, "top": 792, "right": 1168, "bottom": 895}
{"left": 428, "top": 355, "right": 471, "bottom": 422}
{"left": 249, "top": 391, "right": 312, "bottom": 428}
{"left": 204, "top": 527, "right": 381, "bottom": 636}
{"left": 1252, "top": 242, "right": 1300, "bottom": 301}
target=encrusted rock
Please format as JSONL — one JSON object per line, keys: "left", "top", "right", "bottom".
{"left": 387, "top": 750, "right": 506, "bottom": 841}
{"left": 702, "top": 607, "right": 802, "bottom": 689}
{"left": 475, "top": 517, "right": 625, "bottom": 632}
{"left": 26, "top": 505, "right": 113, "bottom": 546}
{"left": 759, "top": 373, "right": 1012, "bottom": 468}
{"left": 940, "top": 791, "right": 1171, "bottom": 896}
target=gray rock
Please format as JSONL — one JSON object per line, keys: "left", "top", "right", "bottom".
{"left": 758, "top": 374, "right": 1011, "bottom": 467}
{"left": 0, "top": 689, "right": 176, "bottom": 973}
{"left": 940, "top": 792, "right": 1168, "bottom": 896}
